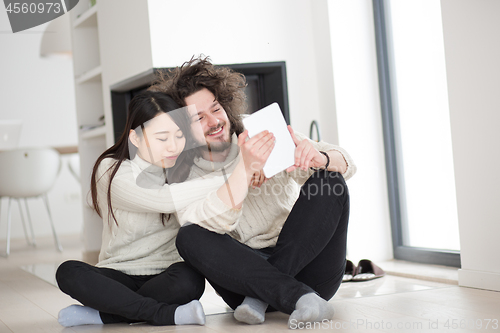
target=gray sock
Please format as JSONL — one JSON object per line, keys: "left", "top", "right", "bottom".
{"left": 58, "top": 304, "right": 103, "bottom": 327}
{"left": 288, "top": 293, "right": 334, "bottom": 328}
{"left": 234, "top": 297, "right": 268, "bottom": 324}
{"left": 174, "top": 300, "right": 205, "bottom": 325}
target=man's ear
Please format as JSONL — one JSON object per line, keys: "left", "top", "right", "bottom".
{"left": 129, "top": 129, "right": 140, "bottom": 148}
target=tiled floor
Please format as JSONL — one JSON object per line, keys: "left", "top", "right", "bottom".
{"left": 1, "top": 235, "right": 500, "bottom": 332}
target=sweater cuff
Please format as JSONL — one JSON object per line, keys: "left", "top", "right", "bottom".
{"left": 293, "top": 131, "right": 356, "bottom": 181}
{"left": 203, "top": 191, "right": 243, "bottom": 233}
{"left": 178, "top": 191, "right": 242, "bottom": 233}
{"left": 208, "top": 190, "right": 243, "bottom": 215}
{"left": 326, "top": 146, "right": 357, "bottom": 181}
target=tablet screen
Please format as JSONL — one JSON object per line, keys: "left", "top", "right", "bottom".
{"left": 242, "top": 103, "right": 296, "bottom": 178}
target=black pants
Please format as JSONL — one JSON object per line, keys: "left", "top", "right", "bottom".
{"left": 55, "top": 260, "right": 205, "bottom": 326}
{"left": 176, "top": 171, "right": 350, "bottom": 314}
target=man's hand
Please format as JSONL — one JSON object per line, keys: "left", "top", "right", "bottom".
{"left": 285, "top": 125, "right": 327, "bottom": 172}
{"left": 250, "top": 169, "right": 268, "bottom": 188}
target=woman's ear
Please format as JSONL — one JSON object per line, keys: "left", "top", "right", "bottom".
{"left": 129, "top": 129, "right": 140, "bottom": 148}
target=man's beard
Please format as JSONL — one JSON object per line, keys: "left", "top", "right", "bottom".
{"left": 205, "top": 141, "right": 231, "bottom": 152}
{"left": 202, "top": 122, "right": 232, "bottom": 152}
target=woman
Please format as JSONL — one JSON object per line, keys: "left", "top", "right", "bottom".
{"left": 56, "top": 88, "right": 275, "bottom": 327}
{"left": 55, "top": 91, "right": 229, "bottom": 327}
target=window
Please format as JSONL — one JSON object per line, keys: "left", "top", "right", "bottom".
{"left": 373, "top": 0, "right": 460, "bottom": 266}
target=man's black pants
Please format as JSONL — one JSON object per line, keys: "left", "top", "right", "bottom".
{"left": 176, "top": 170, "right": 350, "bottom": 314}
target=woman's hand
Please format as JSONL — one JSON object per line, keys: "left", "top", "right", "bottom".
{"left": 285, "top": 125, "right": 327, "bottom": 172}
{"left": 215, "top": 130, "right": 274, "bottom": 210}
{"left": 237, "top": 130, "right": 275, "bottom": 179}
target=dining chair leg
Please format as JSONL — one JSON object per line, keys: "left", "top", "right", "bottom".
{"left": 17, "top": 199, "right": 34, "bottom": 246}
{"left": 4, "top": 198, "right": 13, "bottom": 257}
{"left": 42, "top": 194, "right": 62, "bottom": 252}
{"left": 23, "top": 198, "right": 36, "bottom": 246}
{"left": 0, "top": 197, "right": 5, "bottom": 257}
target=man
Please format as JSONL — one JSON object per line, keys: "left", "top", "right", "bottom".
{"left": 150, "top": 57, "right": 356, "bottom": 328}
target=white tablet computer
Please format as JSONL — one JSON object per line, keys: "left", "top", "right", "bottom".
{"left": 242, "top": 103, "right": 296, "bottom": 178}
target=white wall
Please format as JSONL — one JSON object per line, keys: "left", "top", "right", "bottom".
{"left": 98, "top": 0, "right": 153, "bottom": 119}
{"left": 441, "top": 0, "right": 500, "bottom": 291}
{"left": 0, "top": 12, "right": 82, "bottom": 242}
{"left": 328, "top": 0, "right": 393, "bottom": 263}
{"left": 310, "top": 0, "right": 339, "bottom": 146}
{"left": 147, "top": 0, "right": 329, "bottom": 141}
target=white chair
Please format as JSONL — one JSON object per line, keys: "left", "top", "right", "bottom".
{"left": 0, "top": 147, "right": 63, "bottom": 256}
{"left": 67, "top": 153, "right": 80, "bottom": 183}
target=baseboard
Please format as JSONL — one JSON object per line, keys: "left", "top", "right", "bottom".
{"left": 458, "top": 269, "right": 500, "bottom": 291}
{"left": 82, "top": 250, "right": 99, "bottom": 266}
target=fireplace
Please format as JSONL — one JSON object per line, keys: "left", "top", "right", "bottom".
{"left": 110, "top": 62, "right": 289, "bottom": 143}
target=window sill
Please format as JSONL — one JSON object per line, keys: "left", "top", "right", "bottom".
{"left": 378, "top": 259, "right": 459, "bottom": 285}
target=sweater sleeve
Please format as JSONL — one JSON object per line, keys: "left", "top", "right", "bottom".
{"left": 176, "top": 190, "right": 243, "bottom": 234}
{"left": 96, "top": 158, "right": 226, "bottom": 214}
{"left": 288, "top": 132, "right": 357, "bottom": 185}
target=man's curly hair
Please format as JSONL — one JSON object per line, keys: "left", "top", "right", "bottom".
{"left": 149, "top": 56, "right": 247, "bottom": 136}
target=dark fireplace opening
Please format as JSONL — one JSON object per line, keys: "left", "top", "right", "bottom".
{"left": 110, "top": 62, "right": 289, "bottom": 144}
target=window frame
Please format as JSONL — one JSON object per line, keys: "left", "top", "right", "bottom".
{"left": 372, "top": 0, "right": 460, "bottom": 267}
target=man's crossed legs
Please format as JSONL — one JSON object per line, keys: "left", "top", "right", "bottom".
{"left": 176, "top": 171, "right": 350, "bottom": 327}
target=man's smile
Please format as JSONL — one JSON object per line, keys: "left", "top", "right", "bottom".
{"left": 207, "top": 125, "right": 224, "bottom": 137}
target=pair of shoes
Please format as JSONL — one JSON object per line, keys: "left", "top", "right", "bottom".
{"left": 342, "top": 260, "right": 357, "bottom": 282}
{"left": 343, "top": 259, "right": 385, "bottom": 282}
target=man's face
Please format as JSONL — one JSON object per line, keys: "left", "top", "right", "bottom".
{"left": 185, "top": 88, "right": 232, "bottom": 152}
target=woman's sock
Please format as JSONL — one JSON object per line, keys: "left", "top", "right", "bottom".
{"left": 58, "top": 304, "right": 103, "bottom": 327}
{"left": 288, "top": 293, "right": 334, "bottom": 328}
{"left": 234, "top": 297, "right": 268, "bottom": 324}
{"left": 174, "top": 300, "right": 206, "bottom": 325}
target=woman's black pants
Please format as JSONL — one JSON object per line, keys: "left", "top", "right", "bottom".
{"left": 55, "top": 260, "right": 205, "bottom": 325}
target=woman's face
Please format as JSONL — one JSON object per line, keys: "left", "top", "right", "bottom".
{"left": 130, "top": 113, "right": 186, "bottom": 168}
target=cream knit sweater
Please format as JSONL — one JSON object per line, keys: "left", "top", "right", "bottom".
{"left": 95, "top": 155, "right": 225, "bottom": 275}
{"left": 177, "top": 132, "right": 356, "bottom": 249}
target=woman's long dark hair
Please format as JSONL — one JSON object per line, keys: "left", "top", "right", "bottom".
{"left": 90, "top": 91, "right": 195, "bottom": 226}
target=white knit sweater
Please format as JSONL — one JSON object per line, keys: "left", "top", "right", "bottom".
{"left": 95, "top": 155, "right": 225, "bottom": 275}
{"left": 177, "top": 132, "right": 356, "bottom": 249}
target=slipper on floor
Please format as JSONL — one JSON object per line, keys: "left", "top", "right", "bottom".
{"left": 351, "top": 259, "right": 385, "bottom": 282}
{"left": 342, "top": 260, "right": 357, "bottom": 282}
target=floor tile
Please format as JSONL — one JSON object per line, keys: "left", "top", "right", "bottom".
{"left": 334, "top": 275, "right": 450, "bottom": 299}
